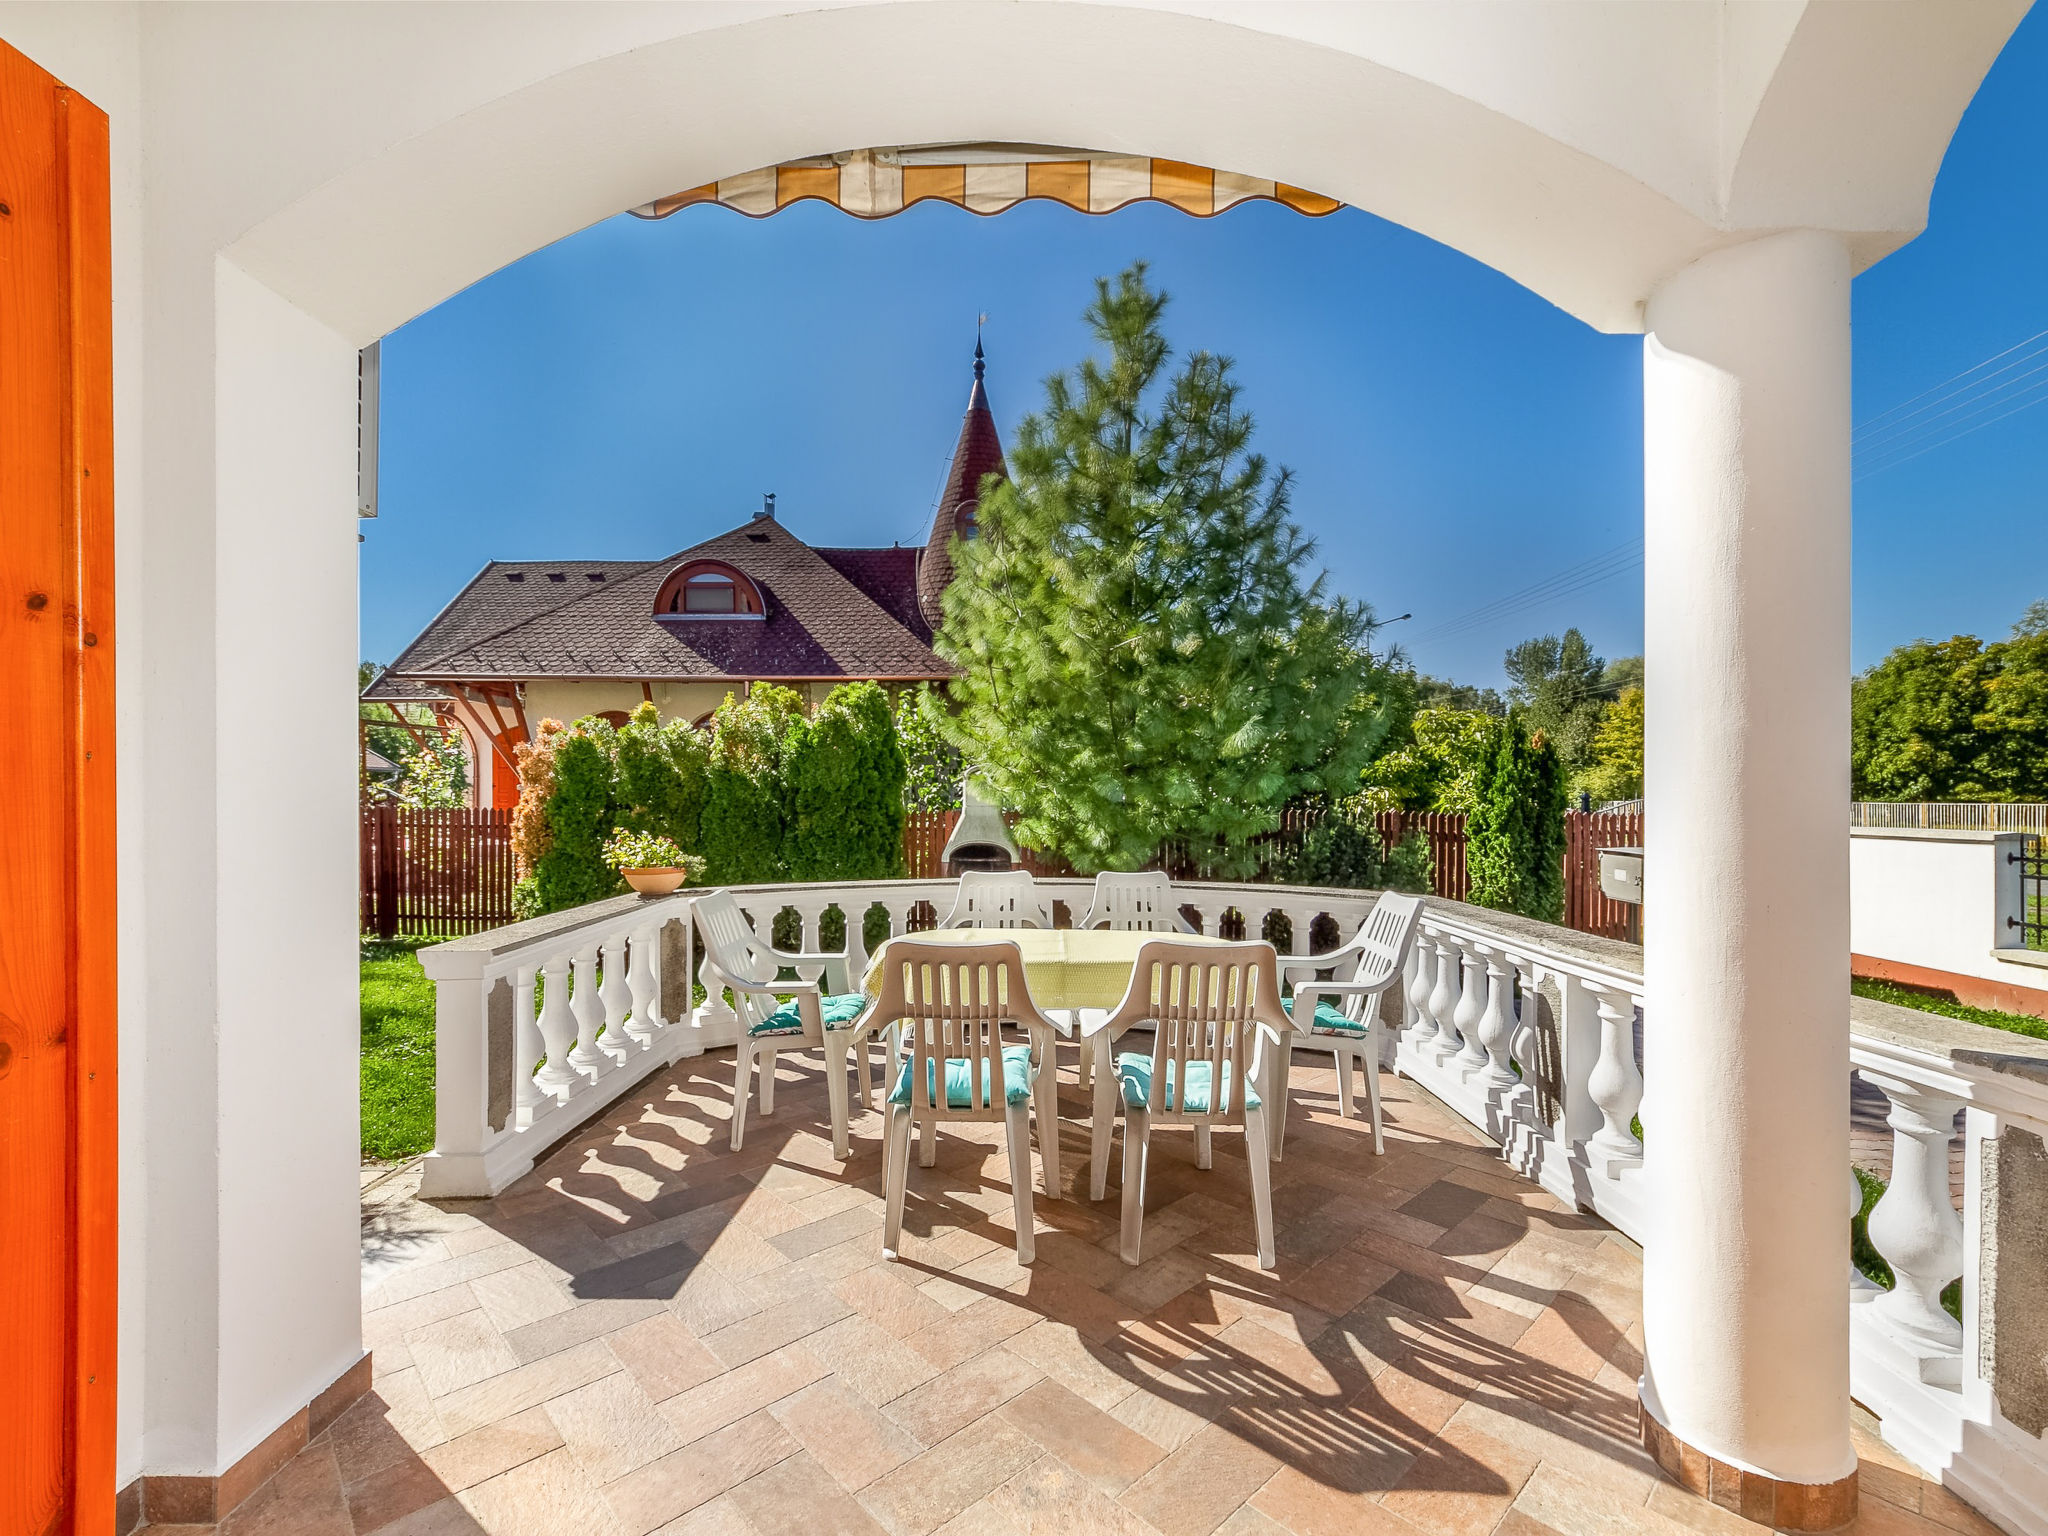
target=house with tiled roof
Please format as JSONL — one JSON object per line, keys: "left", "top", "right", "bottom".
{"left": 363, "top": 346, "right": 1005, "bottom": 806}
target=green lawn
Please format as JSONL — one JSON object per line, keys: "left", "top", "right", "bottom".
{"left": 1851, "top": 975, "right": 2048, "bottom": 1043}
{"left": 361, "top": 937, "right": 442, "bottom": 1162}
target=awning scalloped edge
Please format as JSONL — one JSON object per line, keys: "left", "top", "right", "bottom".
{"left": 629, "top": 144, "right": 1341, "bottom": 222}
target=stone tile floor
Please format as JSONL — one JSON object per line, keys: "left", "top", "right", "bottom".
{"left": 183, "top": 1048, "right": 1993, "bottom": 1536}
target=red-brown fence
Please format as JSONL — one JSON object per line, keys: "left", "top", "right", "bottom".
{"left": 360, "top": 805, "right": 518, "bottom": 939}
{"left": 362, "top": 803, "right": 1644, "bottom": 942}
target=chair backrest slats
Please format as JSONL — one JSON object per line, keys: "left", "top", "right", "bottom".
{"left": 1105, "top": 940, "right": 1288, "bottom": 1125}
{"left": 869, "top": 939, "right": 1054, "bottom": 1122}
{"left": 1079, "top": 870, "right": 1186, "bottom": 932}
{"left": 940, "top": 869, "right": 1050, "bottom": 930}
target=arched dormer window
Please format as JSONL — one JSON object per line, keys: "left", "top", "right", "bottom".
{"left": 654, "top": 560, "right": 765, "bottom": 620}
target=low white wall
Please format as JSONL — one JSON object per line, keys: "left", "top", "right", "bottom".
{"left": 1849, "top": 829, "right": 2048, "bottom": 997}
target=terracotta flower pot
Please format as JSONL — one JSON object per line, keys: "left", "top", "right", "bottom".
{"left": 621, "top": 866, "right": 691, "bottom": 897}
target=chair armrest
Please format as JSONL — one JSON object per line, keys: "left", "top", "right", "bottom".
{"left": 1280, "top": 941, "right": 1365, "bottom": 983}
{"left": 762, "top": 945, "right": 853, "bottom": 995}
{"left": 1290, "top": 977, "right": 1396, "bottom": 998}
{"left": 711, "top": 967, "right": 819, "bottom": 999}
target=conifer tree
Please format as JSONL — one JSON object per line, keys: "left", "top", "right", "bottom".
{"left": 935, "top": 265, "right": 1399, "bottom": 875}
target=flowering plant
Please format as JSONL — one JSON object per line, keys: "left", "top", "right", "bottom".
{"left": 601, "top": 829, "right": 702, "bottom": 877}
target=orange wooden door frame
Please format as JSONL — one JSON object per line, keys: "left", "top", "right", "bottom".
{"left": 0, "top": 37, "right": 117, "bottom": 1536}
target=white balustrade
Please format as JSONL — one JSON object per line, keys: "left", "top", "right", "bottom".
{"left": 414, "top": 871, "right": 2048, "bottom": 1536}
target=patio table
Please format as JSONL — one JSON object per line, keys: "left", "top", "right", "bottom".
{"left": 857, "top": 928, "right": 1301, "bottom": 1190}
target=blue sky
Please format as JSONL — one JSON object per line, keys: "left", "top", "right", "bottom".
{"left": 364, "top": 11, "right": 2046, "bottom": 689}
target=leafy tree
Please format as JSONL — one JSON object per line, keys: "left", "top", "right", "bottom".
{"left": 1504, "top": 628, "right": 1611, "bottom": 772}
{"left": 699, "top": 685, "right": 804, "bottom": 884}
{"left": 1357, "top": 707, "right": 1497, "bottom": 815}
{"left": 1414, "top": 673, "right": 1506, "bottom": 716}
{"left": 360, "top": 659, "right": 469, "bottom": 803}
{"left": 1850, "top": 615, "right": 2048, "bottom": 801}
{"left": 897, "top": 685, "right": 964, "bottom": 812}
{"left": 1466, "top": 715, "right": 1567, "bottom": 921}
{"left": 388, "top": 737, "right": 466, "bottom": 809}
{"left": 613, "top": 701, "right": 709, "bottom": 852}
{"left": 1577, "top": 685, "right": 1644, "bottom": 805}
{"left": 784, "top": 682, "right": 907, "bottom": 879}
{"left": 935, "top": 264, "right": 1397, "bottom": 875}
{"left": 532, "top": 720, "right": 624, "bottom": 912}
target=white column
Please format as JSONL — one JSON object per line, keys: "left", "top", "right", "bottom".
{"left": 1639, "top": 231, "right": 1854, "bottom": 1489}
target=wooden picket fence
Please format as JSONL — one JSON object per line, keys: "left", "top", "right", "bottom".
{"left": 361, "top": 802, "right": 1642, "bottom": 942}
{"left": 360, "top": 805, "right": 517, "bottom": 939}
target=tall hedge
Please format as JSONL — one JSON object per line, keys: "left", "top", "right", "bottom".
{"left": 784, "top": 682, "right": 909, "bottom": 880}
{"left": 699, "top": 685, "right": 803, "bottom": 886}
{"left": 613, "top": 701, "right": 709, "bottom": 851}
{"left": 532, "top": 721, "right": 624, "bottom": 912}
{"left": 1466, "top": 715, "right": 1567, "bottom": 921}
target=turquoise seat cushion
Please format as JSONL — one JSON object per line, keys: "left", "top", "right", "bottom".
{"left": 750, "top": 992, "right": 869, "bottom": 1037}
{"left": 1115, "top": 1053, "right": 1259, "bottom": 1114}
{"left": 888, "top": 1044, "right": 1035, "bottom": 1108}
{"left": 1282, "top": 995, "right": 1367, "bottom": 1035}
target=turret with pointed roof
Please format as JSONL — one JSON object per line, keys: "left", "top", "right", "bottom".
{"left": 917, "top": 340, "right": 1007, "bottom": 632}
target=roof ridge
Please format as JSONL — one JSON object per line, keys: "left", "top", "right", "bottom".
{"left": 391, "top": 554, "right": 673, "bottom": 673}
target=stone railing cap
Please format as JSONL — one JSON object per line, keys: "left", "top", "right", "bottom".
{"left": 1851, "top": 993, "right": 2048, "bottom": 1086}
{"left": 422, "top": 891, "right": 673, "bottom": 962}
{"left": 1420, "top": 895, "right": 1644, "bottom": 976}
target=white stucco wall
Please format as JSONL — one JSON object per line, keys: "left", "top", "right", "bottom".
{"left": 1849, "top": 829, "right": 2047, "bottom": 996}
{"left": 0, "top": 0, "right": 2023, "bottom": 1493}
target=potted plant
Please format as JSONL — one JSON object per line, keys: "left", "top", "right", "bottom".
{"left": 603, "top": 829, "right": 705, "bottom": 897}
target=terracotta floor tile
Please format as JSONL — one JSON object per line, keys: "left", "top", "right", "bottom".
{"left": 1006, "top": 1321, "right": 1145, "bottom": 1411}
{"left": 420, "top": 1405, "right": 566, "bottom": 1492}
{"left": 1118, "top": 1422, "right": 1281, "bottom": 1536}
{"left": 374, "top": 1495, "right": 490, "bottom": 1536}
{"left": 1916, "top": 1481, "right": 2006, "bottom": 1536}
{"left": 218, "top": 1443, "right": 353, "bottom": 1536}
{"left": 808, "top": 1313, "right": 947, "bottom": 1406}
{"left": 1643, "top": 1477, "right": 1775, "bottom": 1535}
{"left": 978, "top": 1451, "right": 1163, "bottom": 1536}
{"left": 433, "top": 1340, "right": 622, "bottom": 1439}
{"left": 885, "top": 1344, "right": 1044, "bottom": 1444}
{"left": 1247, "top": 1465, "right": 1427, "bottom": 1536}
{"left": 771, "top": 1377, "right": 923, "bottom": 1491}
{"left": 459, "top": 1446, "right": 630, "bottom": 1536}
{"left": 648, "top": 1493, "right": 755, "bottom": 1536}
{"left": 412, "top": 1310, "right": 526, "bottom": 1399}
{"left": 836, "top": 1263, "right": 957, "bottom": 1339}
{"left": 997, "top": 1379, "right": 1167, "bottom": 1494}
{"left": 327, "top": 1390, "right": 431, "bottom": 1488}
{"left": 857, "top": 1418, "right": 1046, "bottom": 1536}
{"left": 604, "top": 1411, "right": 797, "bottom": 1536}
{"left": 545, "top": 1369, "right": 685, "bottom": 1484}
{"left": 727, "top": 1449, "right": 891, "bottom": 1536}
{"left": 1377, "top": 1420, "right": 1538, "bottom": 1536}
{"left": 345, "top": 1451, "right": 456, "bottom": 1535}
{"left": 470, "top": 1262, "right": 579, "bottom": 1333}
{"left": 504, "top": 1298, "right": 669, "bottom": 1365}
{"left": 658, "top": 1344, "right": 828, "bottom": 1445}
{"left": 607, "top": 1312, "right": 726, "bottom": 1403}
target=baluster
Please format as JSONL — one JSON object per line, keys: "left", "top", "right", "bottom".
{"left": 1193, "top": 902, "right": 1224, "bottom": 937}
{"left": 514, "top": 965, "right": 542, "bottom": 1119}
{"left": 1428, "top": 936, "right": 1464, "bottom": 1064}
{"left": 1861, "top": 1072, "right": 1966, "bottom": 1351}
{"left": 796, "top": 901, "right": 825, "bottom": 960}
{"left": 533, "top": 955, "right": 578, "bottom": 1097}
{"left": 1473, "top": 944, "right": 1518, "bottom": 1091}
{"left": 1508, "top": 957, "right": 1540, "bottom": 1079}
{"left": 625, "top": 924, "right": 660, "bottom": 1044}
{"left": 1289, "top": 909, "right": 1315, "bottom": 956}
{"left": 1850, "top": 1165, "right": 1881, "bottom": 1293}
{"left": 597, "top": 934, "right": 634, "bottom": 1063}
{"left": 1453, "top": 943, "right": 1489, "bottom": 1076}
{"left": 1405, "top": 940, "right": 1438, "bottom": 1050}
{"left": 1585, "top": 983, "right": 1644, "bottom": 1161}
{"left": 567, "top": 942, "right": 609, "bottom": 1078}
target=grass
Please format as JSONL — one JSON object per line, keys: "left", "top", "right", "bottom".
{"left": 1851, "top": 975, "right": 2048, "bottom": 1043}
{"left": 361, "top": 937, "right": 443, "bottom": 1162}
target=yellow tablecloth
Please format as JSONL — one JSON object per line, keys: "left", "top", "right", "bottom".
{"left": 860, "top": 928, "right": 1239, "bottom": 1012}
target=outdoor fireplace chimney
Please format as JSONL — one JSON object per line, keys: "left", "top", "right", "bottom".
{"left": 942, "top": 776, "right": 1021, "bottom": 875}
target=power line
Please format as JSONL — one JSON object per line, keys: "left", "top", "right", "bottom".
{"left": 1856, "top": 384, "right": 2048, "bottom": 483}
{"left": 1411, "top": 540, "right": 1642, "bottom": 644}
{"left": 1854, "top": 326, "right": 2048, "bottom": 441}
{"left": 1854, "top": 353, "right": 2048, "bottom": 465}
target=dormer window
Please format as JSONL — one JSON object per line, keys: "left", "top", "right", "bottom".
{"left": 654, "top": 560, "right": 765, "bottom": 620}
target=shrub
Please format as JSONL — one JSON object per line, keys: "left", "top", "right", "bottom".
{"left": 699, "top": 685, "right": 804, "bottom": 885}
{"left": 1466, "top": 715, "right": 1567, "bottom": 921}
{"left": 601, "top": 829, "right": 704, "bottom": 880}
{"left": 533, "top": 720, "right": 624, "bottom": 912}
{"left": 1282, "top": 802, "right": 1435, "bottom": 895}
{"left": 785, "top": 682, "right": 908, "bottom": 880}
{"left": 1382, "top": 829, "right": 1435, "bottom": 895}
{"left": 510, "top": 719, "right": 565, "bottom": 919}
{"left": 897, "top": 685, "right": 963, "bottom": 812}
{"left": 613, "top": 700, "right": 709, "bottom": 852}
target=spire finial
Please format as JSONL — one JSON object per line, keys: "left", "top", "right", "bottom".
{"left": 974, "top": 314, "right": 987, "bottom": 381}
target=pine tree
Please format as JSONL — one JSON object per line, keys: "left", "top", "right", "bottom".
{"left": 935, "top": 265, "right": 1399, "bottom": 876}
{"left": 1466, "top": 716, "right": 1567, "bottom": 921}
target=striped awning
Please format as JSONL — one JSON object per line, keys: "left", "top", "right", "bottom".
{"left": 629, "top": 143, "right": 1341, "bottom": 222}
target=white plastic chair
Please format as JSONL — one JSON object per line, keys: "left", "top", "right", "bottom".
{"left": 870, "top": 939, "right": 1062, "bottom": 1265}
{"left": 693, "top": 888, "right": 875, "bottom": 1159}
{"left": 1076, "top": 871, "right": 1197, "bottom": 934}
{"left": 937, "top": 868, "right": 1051, "bottom": 930}
{"left": 1084, "top": 939, "right": 1290, "bottom": 1268}
{"left": 1072, "top": 871, "right": 1196, "bottom": 1094}
{"left": 1279, "top": 892, "right": 1425, "bottom": 1155}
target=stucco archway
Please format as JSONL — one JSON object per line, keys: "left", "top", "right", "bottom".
{"left": 2, "top": 0, "right": 2016, "bottom": 1508}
